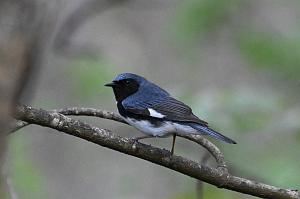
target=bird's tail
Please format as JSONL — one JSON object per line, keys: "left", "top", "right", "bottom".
{"left": 187, "top": 123, "right": 237, "bottom": 144}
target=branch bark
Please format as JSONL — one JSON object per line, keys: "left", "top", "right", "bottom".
{"left": 11, "top": 107, "right": 228, "bottom": 169}
{"left": 196, "top": 151, "right": 211, "bottom": 199}
{"left": 13, "top": 104, "right": 299, "bottom": 199}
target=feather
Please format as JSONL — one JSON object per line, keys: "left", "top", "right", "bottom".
{"left": 186, "top": 123, "right": 237, "bottom": 144}
{"left": 123, "top": 96, "right": 208, "bottom": 126}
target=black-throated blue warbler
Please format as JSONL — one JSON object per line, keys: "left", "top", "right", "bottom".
{"left": 105, "top": 73, "right": 236, "bottom": 155}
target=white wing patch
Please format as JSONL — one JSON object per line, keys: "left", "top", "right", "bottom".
{"left": 148, "top": 108, "right": 165, "bottom": 118}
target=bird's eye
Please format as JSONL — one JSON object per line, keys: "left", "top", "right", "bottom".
{"left": 125, "top": 80, "right": 131, "bottom": 84}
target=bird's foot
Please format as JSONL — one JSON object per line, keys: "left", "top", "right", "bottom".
{"left": 130, "top": 137, "right": 140, "bottom": 144}
{"left": 131, "top": 135, "right": 153, "bottom": 144}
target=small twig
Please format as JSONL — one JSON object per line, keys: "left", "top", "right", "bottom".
{"left": 178, "top": 134, "right": 228, "bottom": 171}
{"left": 9, "top": 120, "right": 28, "bottom": 133}
{"left": 54, "top": 107, "right": 127, "bottom": 124}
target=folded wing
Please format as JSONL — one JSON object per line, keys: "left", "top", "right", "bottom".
{"left": 122, "top": 97, "right": 208, "bottom": 126}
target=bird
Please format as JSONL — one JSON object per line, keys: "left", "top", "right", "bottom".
{"left": 105, "top": 73, "right": 236, "bottom": 155}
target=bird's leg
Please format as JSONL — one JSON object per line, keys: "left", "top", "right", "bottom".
{"left": 131, "top": 135, "right": 153, "bottom": 142}
{"left": 171, "top": 134, "right": 176, "bottom": 155}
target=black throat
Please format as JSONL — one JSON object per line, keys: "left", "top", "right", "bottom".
{"left": 111, "top": 79, "right": 139, "bottom": 117}
{"left": 112, "top": 79, "right": 139, "bottom": 103}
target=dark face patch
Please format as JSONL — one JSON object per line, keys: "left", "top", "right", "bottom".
{"left": 111, "top": 78, "right": 139, "bottom": 102}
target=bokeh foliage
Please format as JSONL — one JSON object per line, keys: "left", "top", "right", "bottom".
{"left": 173, "top": 0, "right": 300, "bottom": 198}
{"left": 8, "top": 0, "right": 300, "bottom": 199}
{"left": 239, "top": 32, "right": 300, "bottom": 81}
{"left": 174, "top": 0, "right": 240, "bottom": 41}
{"left": 9, "top": 132, "right": 46, "bottom": 199}
{"left": 70, "top": 58, "right": 115, "bottom": 100}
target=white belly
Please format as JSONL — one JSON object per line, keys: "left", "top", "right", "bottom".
{"left": 124, "top": 117, "right": 198, "bottom": 137}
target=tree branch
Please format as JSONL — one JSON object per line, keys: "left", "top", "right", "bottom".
{"left": 12, "top": 107, "right": 228, "bottom": 169}
{"left": 54, "top": 107, "right": 228, "bottom": 168}
{"left": 196, "top": 151, "right": 211, "bottom": 199}
{"left": 13, "top": 104, "right": 299, "bottom": 199}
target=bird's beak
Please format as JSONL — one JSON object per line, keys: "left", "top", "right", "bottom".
{"left": 104, "top": 81, "right": 117, "bottom": 87}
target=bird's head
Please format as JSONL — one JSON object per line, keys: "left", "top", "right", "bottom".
{"left": 105, "top": 73, "right": 145, "bottom": 102}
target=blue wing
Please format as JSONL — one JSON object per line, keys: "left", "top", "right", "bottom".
{"left": 123, "top": 93, "right": 208, "bottom": 126}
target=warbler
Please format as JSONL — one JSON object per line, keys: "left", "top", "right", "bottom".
{"left": 105, "top": 73, "right": 236, "bottom": 154}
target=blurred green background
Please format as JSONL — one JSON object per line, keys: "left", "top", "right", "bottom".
{"left": 7, "top": 0, "right": 300, "bottom": 198}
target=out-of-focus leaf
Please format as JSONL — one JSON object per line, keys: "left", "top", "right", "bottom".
{"left": 9, "top": 133, "right": 46, "bottom": 199}
{"left": 70, "top": 58, "right": 115, "bottom": 100}
{"left": 204, "top": 185, "right": 242, "bottom": 199}
{"left": 192, "top": 89, "right": 281, "bottom": 133}
{"left": 173, "top": 0, "right": 240, "bottom": 42}
{"left": 239, "top": 32, "right": 300, "bottom": 80}
{"left": 295, "top": 130, "right": 300, "bottom": 142}
{"left": 172, "top": 185, "right": 241, "bottom": 199}
{"left": 172, "top": 192, "right": 194, "bottom": 199}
